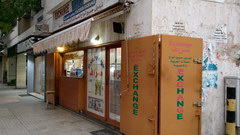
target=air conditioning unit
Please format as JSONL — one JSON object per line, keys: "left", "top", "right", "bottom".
{"left": 35, "top": 24, "right": 49, "bottom": 33}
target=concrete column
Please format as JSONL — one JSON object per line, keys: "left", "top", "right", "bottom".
{"left": 7, "top": 56, "right": 16, "bottom": 86}
{"left": 2, "top": 56, "right": 8, "bottom": 83}
{"left": 0, "top": 56, "right": 3, "bottom": 83}
{"left": 16, "top": 53, "right": 27, "bottom": 89}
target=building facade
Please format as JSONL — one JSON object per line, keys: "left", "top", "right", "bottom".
{"left": 2, "top": 0, "right": 240, "bottom": 134}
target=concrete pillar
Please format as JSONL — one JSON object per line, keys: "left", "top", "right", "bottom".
{"left": 0, "top": 56, "right": 3, "bottom": 83}
{"left": 7, "top": 56, "right": 16, "bottom": 86}
{"left": 2, "top": 56, "right": 8, "bottom": 83}
{"left": 16, "top": 53, "right": 27, "bottom": 89}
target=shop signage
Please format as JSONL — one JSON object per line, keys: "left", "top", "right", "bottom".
{"left": 168, "top": 41, "right": 193, "bottom": 120}
{"left": 53, "top": 0, "right": 120, "bottom": 31}
{"left": 133, "top": 65, "right": 139, "bottom": 116}
{"left": 176, "top": 68, "right": 184, "bottom": 120}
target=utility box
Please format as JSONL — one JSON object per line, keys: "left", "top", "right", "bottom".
{"left": 120, "top": 35, "right": 203, "bottom": 135}
{"left": 224, "top": 76, "right": 240, "bottom": 130}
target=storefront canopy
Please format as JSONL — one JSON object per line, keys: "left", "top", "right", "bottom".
{"left": 33, "top": 18, "right": 92, "bottom": 54}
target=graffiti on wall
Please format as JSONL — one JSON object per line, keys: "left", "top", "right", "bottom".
{"left": 216, "top": 44, "right": 240, "bottom": 67}
{"left": 202, "top": 72, "right": 218, "bottom": 88}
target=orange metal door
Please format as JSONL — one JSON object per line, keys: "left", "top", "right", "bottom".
{"left": 159, "top": 35, "right": 202, "bottom": 135}
{"left": 120, "top": 35, "right": 159, "bottom": 135}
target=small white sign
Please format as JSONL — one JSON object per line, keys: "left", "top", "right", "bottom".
{"left": 213, "top": 24, "right": 227, "bottom": 43}
{"left": 172, "top": 22, "right": 186, "bottom": 35}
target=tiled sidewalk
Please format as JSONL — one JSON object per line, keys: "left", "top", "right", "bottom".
{"left": 0, "top": 84, "right": 106, "bottom": 135}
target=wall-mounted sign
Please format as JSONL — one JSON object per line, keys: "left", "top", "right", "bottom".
{"left": 53, "top": 0, "right": 120, "bottom": 31}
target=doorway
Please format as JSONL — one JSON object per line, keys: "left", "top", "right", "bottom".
{"left": 86, "top": 45, "right": 121, "bottom": 126}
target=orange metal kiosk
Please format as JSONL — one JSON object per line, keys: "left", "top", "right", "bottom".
{"left": 120, "top": 35, "right": 202, "bottom": 135}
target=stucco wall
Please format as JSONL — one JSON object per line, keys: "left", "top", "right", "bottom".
{"left": 152, "top": 0, "right": 240, "bottom": 134}
{"left": 124, "top": 0, "right": 152, "bottom": 39}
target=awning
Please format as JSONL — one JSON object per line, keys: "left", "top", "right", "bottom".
{"left": 33, "top": 18, "right": 92, "bottom": 54}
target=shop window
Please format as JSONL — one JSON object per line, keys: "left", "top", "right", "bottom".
{"left": 63, "top": 50, "right": 84, "bottom": 78}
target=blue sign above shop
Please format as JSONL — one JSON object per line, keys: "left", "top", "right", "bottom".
{"left": 64, "top": 0, "right": 96, "bottom": 21}
{"left": 53, "top": 0, "right": 120, "bottom": 31}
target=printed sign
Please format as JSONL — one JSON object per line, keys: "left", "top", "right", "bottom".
{"left": 172, "top": 22, "right": 186, "bottom": 35}
{"left": 214, "top": 24, "right": 227, "bottom": 43}
{"left": 168, "top": 42, "right": 194, "bottom": 120}
{"left": 87, "top": 47, "right": 106, "bottom": 116}
{"left": 132, "top": 65, "right": 139, "bottom": 116}
{"left": 53, "top": 0, "right": 120, "bottom": 31}
{"left": 202, "top": 72, "right": 218, "bottom": 88}
{"left": 203, "top": 41, "right": 218, "bottom": 71}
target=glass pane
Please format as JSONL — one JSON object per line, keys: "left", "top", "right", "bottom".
{"left": 87, "top": 47, "right": 106, "bottom": 117}
{"left": 64, "top": 51, "right": 84, "bottom": 78}
{"left": 109, "top": 48, "right": 121, "bottom": 122}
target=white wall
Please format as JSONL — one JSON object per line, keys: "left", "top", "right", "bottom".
{"left": 45, "top": 0, "right": 71, "bottom": 14}
{"left": 3, "top": 26, "right": 19, "bottom": 48}
{"left": 152, "top": 0, "right": 240, "bottom": 134}
{"left": 124, "top": 0, "right": 153, "bottom": 39}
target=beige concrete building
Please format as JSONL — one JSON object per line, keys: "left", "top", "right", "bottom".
{"left": 1, "top": 0, "right": 240, "bottom": 134}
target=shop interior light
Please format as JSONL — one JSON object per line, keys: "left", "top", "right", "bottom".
{"left": 57, "top": 46, "right": 65, "bottom": 52}
{"left": 91, "top": 35, "right": 101, "bottom": 45}
{"left": 110, "top": 67, "right": 115, "bottom": 73}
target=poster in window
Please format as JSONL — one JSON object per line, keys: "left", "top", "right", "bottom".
{"left": 87, "top": 47, "right": 105, "bottom": 116}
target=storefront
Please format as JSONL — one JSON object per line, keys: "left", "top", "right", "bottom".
{"left": 56, "top": 44, "right": 121, "bottom": 126}
{"left": 33, "top": 1, "right": 202, "bottom": 135}
{"left": 33, "top": 0, "right": 123, "bottom": 117}
{"left": 58, "top": 50, "right": 85, "bottom": 112}
{"left": 16, "top": 36, "right": 46, "bottom": 95}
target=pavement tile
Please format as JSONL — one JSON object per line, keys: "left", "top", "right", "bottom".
{"left": 0, "top": 84, "right": 107, "bottom": 135}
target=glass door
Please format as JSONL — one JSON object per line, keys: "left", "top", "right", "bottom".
{"left": 86, "top": 46, "right": 121, "bottom": 125}
{"left": 108, "top": 48, "right": 121, "bottom": 122}
{"left": 87, "top": 47, "right": 106, "bottom": 117}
